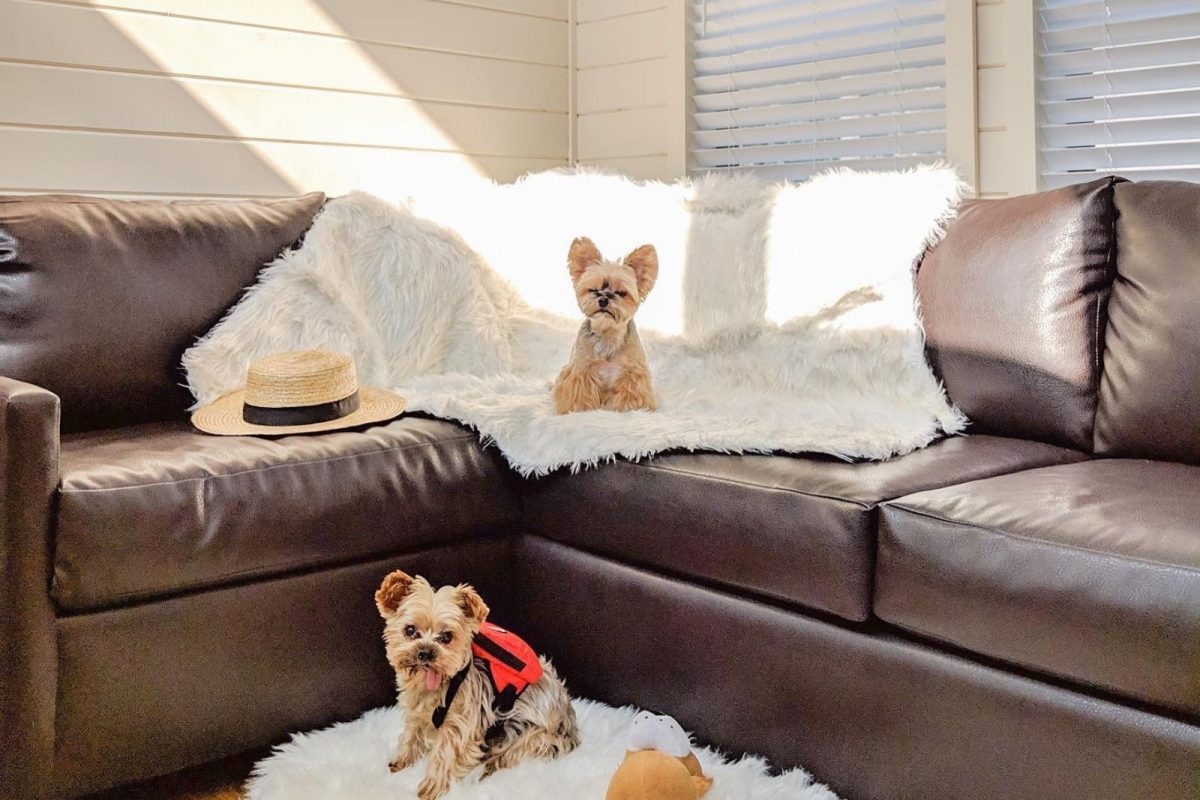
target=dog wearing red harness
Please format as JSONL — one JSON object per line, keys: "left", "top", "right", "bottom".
{"left": 376, "top": 571, "right": 580, "bottom": 800}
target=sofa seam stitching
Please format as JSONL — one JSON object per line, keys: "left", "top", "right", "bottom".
{"left": 58, "top": 555, "right": 358, "bottom": 609}
{"left": 58, "top": 434, "right": 479, "bottom": 492}
{"left": 1094, "top": 177, "right": 1112, "bottom": 381}
{"left": 885, "top": 504, "right": 1200, "bottom": 576}
{"left": 871, "top": 609, "right": 1184, "bottom": 713}
{"left": 55, "top": 532, "right": 499, "bottom": 611}
{"left": 1089, "top": 176, "right": 1119, "bottom": 451}
{"left": 623, "top": 460, "right": 874, "bottom": 509}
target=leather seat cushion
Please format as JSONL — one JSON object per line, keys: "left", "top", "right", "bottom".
{"left": 522, "top": 435, "right": 1083, "bottom": 622}
{"left": 52, "top": 417, "right": 520, "bottom": 612}
{"left": 877, "top": 459, "right": 1200, "bottom": 715}
{"left": 0, "top": 192, "right": 324, "bottom": 432}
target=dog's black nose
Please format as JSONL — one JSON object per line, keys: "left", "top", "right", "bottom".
{"left": 598, "top": 297, "right": 609, "bottom": 308}
{"left": 417, "top": 648, "right": 435, "bottom": 663}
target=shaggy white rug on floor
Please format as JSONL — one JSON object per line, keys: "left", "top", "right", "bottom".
{"left": 244, "top": 700, "right": 842, "bottom": 800}
{"left": 184, "top": 167, "right": 967, "bottom": 475}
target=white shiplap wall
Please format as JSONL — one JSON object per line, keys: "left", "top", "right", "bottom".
{"left": 975, "top": 0, "right": 1039, "bottom": 197}
{"left": 573, "top": 0, "right": 687, "bottom": 180}
{"left": 0, "top": 0, "right": 569, "bottom": 199}
{"left": 3, "top": 0, "right": 1028, "bottom": 195}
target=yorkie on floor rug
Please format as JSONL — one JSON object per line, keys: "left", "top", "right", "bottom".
{"left": 245, "top": 700, "right": 841, "bottom": 800}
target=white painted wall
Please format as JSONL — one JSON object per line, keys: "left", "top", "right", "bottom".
{"left": 974, "top": 0, "right": 1039, "bottom": 197}
{"left": 572, "top": 0, "right": 687, "bottom": 180}
{"left": 0, "top": 0, "right": 569, "bottom": 199}
{"left": 2, "top": 0, "right": 1043, "bottom": 197}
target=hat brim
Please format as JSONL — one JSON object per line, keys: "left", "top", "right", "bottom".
{"left": 191, "top": 387, "right": 407, "bottom": 436}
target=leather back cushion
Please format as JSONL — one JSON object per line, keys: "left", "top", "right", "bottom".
{"left": 1094, "top": 181, "right": 1200, "bottom": 464}
{"left": 0, "top": 193, "right": 324, "bottom": 432}
{"left": 917, "top": 178, "right": 1120, "bottom": 450}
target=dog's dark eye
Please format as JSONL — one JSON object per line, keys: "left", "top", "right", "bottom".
{"left": 403, "top": 625, "right": 418, "bottom": 639}
{"left": 436, "top": 631, "right": 454, "bottom": 645}
{"left": 615, "top": 291, "right": 627, "bottom": 297}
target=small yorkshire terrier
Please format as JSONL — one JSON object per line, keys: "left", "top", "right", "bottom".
{"left": 375, "top": 571, "right": 579, "bottom": 800}
{"left": 552, "top": 236, "right": 659, "bottom": 414}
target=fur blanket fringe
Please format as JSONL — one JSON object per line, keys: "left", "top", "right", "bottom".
{"left": 244, "top": 700, "right": 842, "bottom": 800}
{"left": 184, "top": 167, "right": 968, "bottom": 476}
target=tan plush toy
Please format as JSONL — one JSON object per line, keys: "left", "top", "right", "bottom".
{"left": 606, "top": 711, "right": 713, "bottom": 800}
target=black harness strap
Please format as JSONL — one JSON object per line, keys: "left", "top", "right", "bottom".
{"left": 431, "top": 631, "right": 531, "bottom": 728}
{"left": 472, "top": 631, "right": 527, "bottom": 672}
{"left": 431, "top": 664, "right": 471, "bottom": 729}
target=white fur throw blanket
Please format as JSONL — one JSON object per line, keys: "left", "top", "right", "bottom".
{"left": 184, "top": 167, "right": 967, "bottom": 476}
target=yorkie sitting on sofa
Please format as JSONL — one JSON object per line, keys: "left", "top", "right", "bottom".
{"left": 552, "top": 236, "right": 659, "bottom": 414}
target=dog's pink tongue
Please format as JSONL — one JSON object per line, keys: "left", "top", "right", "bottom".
{"left": 425, "top": 668, "right": 441, "bottom": 691}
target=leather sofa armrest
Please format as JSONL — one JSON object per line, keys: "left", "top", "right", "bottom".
{"left": 0, "top": 377, "right": 60, "bottom": 799}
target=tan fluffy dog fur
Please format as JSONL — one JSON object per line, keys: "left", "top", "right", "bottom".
{"left": 552, "top": 237, "right": 659, "bottom": 414}
{"left": 375, "top": 571, "right": 579, "bottom": 800}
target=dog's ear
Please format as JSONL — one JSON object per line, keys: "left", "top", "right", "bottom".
{"left": 375, "top": 570, "right": 415, "bottom": 618}
{"left": 624, "top": 244, "right": 658, "bottom": 299}
{"left": 568, "top": 237, "right": 602, "bottom": 282}
{"left": 455, "top": 584, "right": 490, "bottom": 625}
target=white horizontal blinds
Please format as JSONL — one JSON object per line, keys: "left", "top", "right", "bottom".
{"left": 691, "top": 0, "right": 947, "bottom": 181}
{"left": 1039, "top": 0, "right": 1200, "bottom": 188}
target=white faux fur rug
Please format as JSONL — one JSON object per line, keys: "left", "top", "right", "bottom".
{"left": 244, "top": 700, "right": 841, "bottom": 800}
{"left": 184, "top": 167, "right": 967, "bottom": 475}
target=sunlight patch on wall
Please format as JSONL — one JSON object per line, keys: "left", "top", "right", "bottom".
{"left": 98, "top": 0, "right": 487, "bottom": 197}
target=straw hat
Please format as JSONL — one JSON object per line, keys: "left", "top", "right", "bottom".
{"left": 192, "top": 350, "right": 406, "bottom": 436}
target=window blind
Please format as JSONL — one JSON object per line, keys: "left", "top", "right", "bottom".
{"left": 1039, "top": 0, "right": 1200, "bottom": 188}
{"left": 691, "top": 0, "right": 947, "bottom": 181}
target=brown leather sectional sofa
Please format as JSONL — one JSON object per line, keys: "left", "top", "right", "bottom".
{"left": 0, "top": 179, "right": 1196, "bottom": 800}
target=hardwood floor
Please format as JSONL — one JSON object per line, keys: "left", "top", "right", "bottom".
{"left": 82, "top": 749, "right": 265, "bottom": 800}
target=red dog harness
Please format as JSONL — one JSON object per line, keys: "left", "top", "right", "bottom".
{"left": 432, "top": 622, "right": 543, "bottom": 728}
